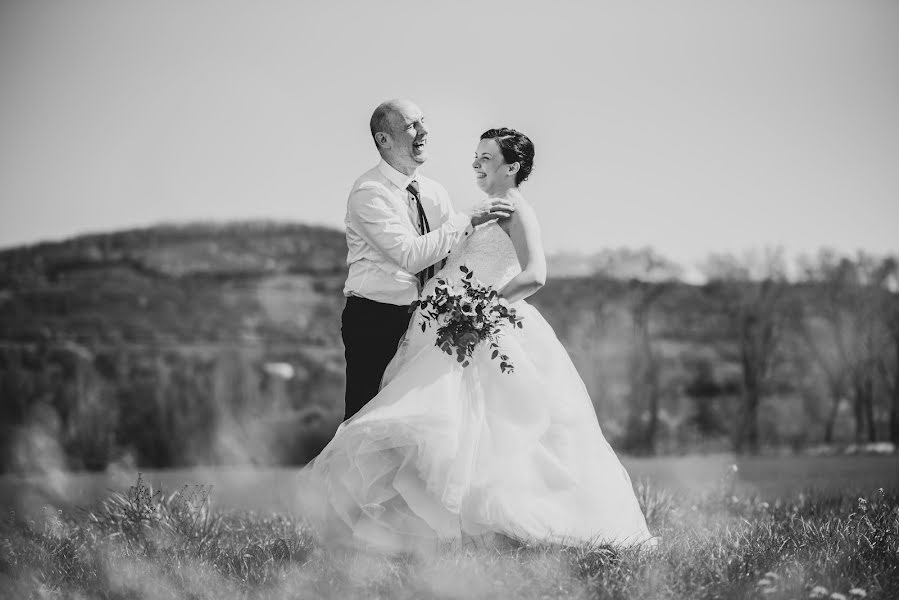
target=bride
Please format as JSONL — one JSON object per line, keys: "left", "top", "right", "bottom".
{"left": 299, "top": 128, "right": 653, "bottom": 551}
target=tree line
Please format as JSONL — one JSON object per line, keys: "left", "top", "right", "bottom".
{"left": 568, "top": 249, "right": 899, "bottom": 455}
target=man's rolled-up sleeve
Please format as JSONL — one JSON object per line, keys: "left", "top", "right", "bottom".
{"left": 348, "top": 184, "right": 470, "bottom": 274}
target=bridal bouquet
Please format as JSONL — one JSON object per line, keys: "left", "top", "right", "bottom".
{"left": 411, "top": 266, "right": 523, "bottom": 373}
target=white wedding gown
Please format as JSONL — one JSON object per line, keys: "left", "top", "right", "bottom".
{"left": 299, "top": 221, "right": 653, "bottom": 550}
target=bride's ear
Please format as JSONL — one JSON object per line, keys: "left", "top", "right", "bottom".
{"left": 507, "top": 162, "right": 520, "bottom": 178}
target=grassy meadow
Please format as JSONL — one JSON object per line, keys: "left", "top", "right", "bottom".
{"left": 1, "top": 458, "right": 897, "bottom": 599}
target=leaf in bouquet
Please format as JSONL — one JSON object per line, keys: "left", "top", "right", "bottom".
{"left": 421, "top": 322, "right": 427, "bottom": 333}
{"left": 459, "top": 265, "right": 469, "bottom": 274}
{"left": 492, "top": 350, "right": 499, "bottom": 359}
{"left": 517, "top": 321, "right": 523, "bottom": 328}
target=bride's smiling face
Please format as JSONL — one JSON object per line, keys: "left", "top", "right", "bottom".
{"left": 472, "top": 138, "right": 515, "bottom": 195}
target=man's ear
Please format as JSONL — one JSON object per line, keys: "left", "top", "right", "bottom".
{"left": 375, "top": 132, "right": 391, "bottom": 149}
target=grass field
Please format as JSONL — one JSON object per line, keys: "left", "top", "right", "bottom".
{"left": 1, "top": 457, "right": 897, "bottom": 599}
{"left": 3, "top": 454, "right": 898, "bottom": 516}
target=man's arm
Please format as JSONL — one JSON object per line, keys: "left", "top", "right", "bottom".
{"left": 348, "top": 184, "right": 471, "bottom": 275}
{"left": 349, "top": 183, "right": 518, "bottom": 274}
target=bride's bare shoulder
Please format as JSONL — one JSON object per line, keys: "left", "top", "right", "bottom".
{"left": 499, "top": 195, "right": 538, "bottom": 234}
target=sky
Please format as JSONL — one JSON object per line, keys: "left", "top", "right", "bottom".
{"left": 1, "top": 0, "right": 897, "bottom": 275}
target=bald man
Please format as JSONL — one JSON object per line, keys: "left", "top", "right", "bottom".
{"left": 341, "top": 99, "right": 514, "bottom": 420}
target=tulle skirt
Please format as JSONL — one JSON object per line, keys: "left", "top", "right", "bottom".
{"left": 298, "top": 301, "right": 653, "bottom": 551}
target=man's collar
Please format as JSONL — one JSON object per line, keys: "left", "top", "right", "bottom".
{"left": 377, "top": 159, "right": 418, "bottom": 191}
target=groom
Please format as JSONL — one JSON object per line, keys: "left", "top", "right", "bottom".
{"left": 341, "top": 99, "right": 514, "bottom": 420}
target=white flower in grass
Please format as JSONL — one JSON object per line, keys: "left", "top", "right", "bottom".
{"left": 757, "top": 578, "right": 773, "bottom": 587}
{"left": 848, "top": 590, "right": 866, "bottom": 598}
{"left": 809, "top": 586, "right": 829, "bottom": 599}
{"left": 764, "top": 572, "right": 781, "bottom": 581}
{"left": 830, "top": 593, "right": 847, "bottom": 600}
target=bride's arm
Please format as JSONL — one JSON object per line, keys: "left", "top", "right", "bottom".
{"left": 497, "top": 198, "right": 547, "bottom": 303}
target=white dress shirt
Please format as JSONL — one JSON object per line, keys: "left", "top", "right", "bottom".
{"left": 343, "top": 159, "right": 472, "bottom": 305}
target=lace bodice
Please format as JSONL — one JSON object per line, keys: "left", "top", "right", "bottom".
{"left": 432, "top": 221, "right": 521, "bottom": 292}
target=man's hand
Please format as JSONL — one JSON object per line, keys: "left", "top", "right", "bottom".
{"left": 466, "top": 199, "right": 516, "bottom": 226}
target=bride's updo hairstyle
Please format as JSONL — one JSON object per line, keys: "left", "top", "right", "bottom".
{"left": 480, "top": 128, "right": 535, "bottom": 186}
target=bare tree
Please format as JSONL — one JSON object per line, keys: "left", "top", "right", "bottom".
{"left": 701, "top": 249, "right": 790, "bottom": 455}
{"left": 872, "top": 257, "right": 899, "bottom": 445}
{"left": 795, "top": 252, "right": 855, "bottom": 442}
{"left": 795, "top": 318, "right": 846, "bottom": 442}
{"left": 798, "top": 251, "right": 897, "bottom": 444}
{"left": 623, "top": 280, "right": 670, "bottom": 454}
{"left": 617, "top": 251, "right": 681, "bottom": 455}
{"left": 883, "top": 315, "right": 899, "bottom": 444}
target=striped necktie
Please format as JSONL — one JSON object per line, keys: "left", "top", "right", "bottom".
{"left": 406, "top": 181, "right": 434, "bottom": 288}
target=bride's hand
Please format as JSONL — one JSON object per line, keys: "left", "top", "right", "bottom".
{"left": 466, "top": 199, "right": 515, "bottom": 226}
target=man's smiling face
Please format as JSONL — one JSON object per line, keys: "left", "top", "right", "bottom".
{"left": 382, "top": 100, "right": 429, "bottom": 173}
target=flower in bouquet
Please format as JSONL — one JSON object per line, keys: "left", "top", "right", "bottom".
{"left": 411, "top": 266, "right": 523, "bottom": 373}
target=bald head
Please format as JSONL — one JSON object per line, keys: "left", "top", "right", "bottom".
{"left": 369, "top": 99, "right": 415, "bottom": 146}
{"left": 369, "top": 100, "right": 397, "bottom": 146}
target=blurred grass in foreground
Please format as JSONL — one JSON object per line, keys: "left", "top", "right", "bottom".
{"left": 0, "top": 469, "right": 897, "bottom": 599}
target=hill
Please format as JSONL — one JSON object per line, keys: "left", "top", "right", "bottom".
{"left": 0, "top": 222, "right": 350, "bottom": 470}
{"left": 1, "top": 222, "right": 896, "bottom": 472}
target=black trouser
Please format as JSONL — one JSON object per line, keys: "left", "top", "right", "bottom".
{"left": 341, "top": 296, "right": 414, "bottom": 421}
